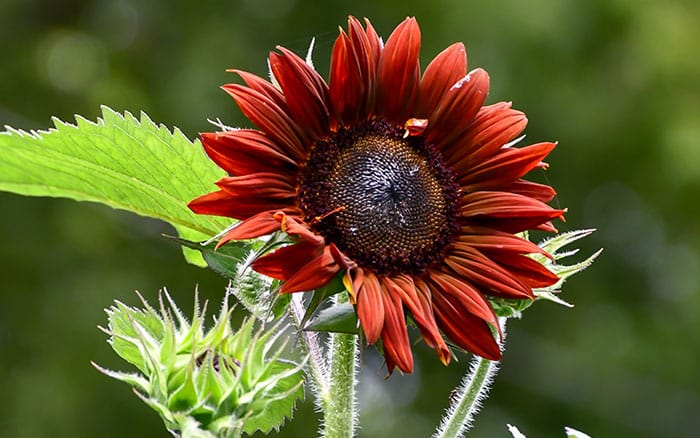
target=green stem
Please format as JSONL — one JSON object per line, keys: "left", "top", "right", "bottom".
{"left": 321, "top": 294, "right": 358, "bottom": 438}
{"left": 433, "top": 319, "right": 506, "bottom": 438}
{"left": 289, "top": 294, "right": 329, "bottom": 406}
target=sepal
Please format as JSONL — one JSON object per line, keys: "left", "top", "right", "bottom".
{"left": 490, "top": 229, "right": 601, "bottom": 318}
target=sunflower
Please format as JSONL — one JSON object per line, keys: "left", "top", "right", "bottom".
{"left": 189, "top": 16, "right": 565, "bottom": 374}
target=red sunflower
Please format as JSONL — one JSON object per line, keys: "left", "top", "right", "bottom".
{"left": 189, "top": 16, "right": 565, "bottom": 374}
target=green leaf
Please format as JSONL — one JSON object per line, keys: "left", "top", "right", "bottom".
{"left": 301, "top": 274, "right": 346, "bottom": 327}
{"left": 243, "top": 361, "right": 305, "bottom": 435}
{"left": 304, "top": 302, "right": 358, "bottom": 334}
{"left": 169, "top": 236, "right": 252, "bottom": 279}
{"left": 0, "top": 106, "right": 230, "bottom": 264}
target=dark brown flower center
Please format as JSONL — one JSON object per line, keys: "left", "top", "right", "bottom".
{"left": 298, "top": 119, "right": 459, "bottom": 275}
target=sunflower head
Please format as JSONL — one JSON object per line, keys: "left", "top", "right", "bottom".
{"left": 189, "top": 16, "right": 565, "bottom": 374}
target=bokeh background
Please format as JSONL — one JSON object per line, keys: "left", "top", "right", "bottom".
{"left": 1, "top": 0, "right": 699, "bottom": 436}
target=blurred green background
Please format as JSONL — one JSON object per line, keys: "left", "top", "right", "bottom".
{"left": 1, "top": 0, "right": 699, "bottom": 436}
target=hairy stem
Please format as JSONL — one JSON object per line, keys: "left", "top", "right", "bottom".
{"left": 433, "top": 319, "right": 507, "bottom": 438}
{"left": 290, "top": 294, "right": 329, "bottom": 407}
{"left": 321, "top": 294, "right": 359, "bottom": 438}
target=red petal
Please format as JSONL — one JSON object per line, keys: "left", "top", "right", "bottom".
{"left": 188, "top": 183, "right": 296, "bottom": 220}
{"left": 357, "top": 271, "right": 384, "bottom": 343}
{"left": 414, "top": 278, "right": 451, "bottom": 365}
{"left": 444, "top": 102, "right": 526, "bottom": 166}
{"left": 460, "top": 191, "right": 566, "bottom": 233}
{"left": 329, "top": 30, "right": 363, "bottom": 124}
{"left": 417, "top": 42, "right": 467, "bottom": 117}
{"left": 328, "top": 244, "right": 362, "bottom": 301}
{"left": 379, "top": 280, "right": 414, "bottom": 374}
{"left": 388, "top": 275, "right": 450, "bottom": 364}
{"left": 488, "top": 252, "right": 560, "bottom": 288}
{"left": 216, "top": 210, "right": 283, "bottom": 246}
{"left": 269, "top": 47, "right": 331, "bottom": 140}
{"left": 350, "top": 17, "right": 380, "bottom": 115}
{"left": 458, "top": 225, "right": 552, "bottom": 260}
{"left": 502, "top": 179, "right": 557, "bottom": 203}
{"left": 280, "top": 246, "right": 340, "bottom": 293}
{"left": 444, "top": 246, "right": 533, "bottom": 299}
{"left": 535, "top": 221, "right": 560, "bottom": 232}
{"left": 275, "top": 212, "right": 325, "bottom": 246}
{"left": 216, "top": 172, "right": 296, "bottom": 198}
{"left": 427, "top": 271, "right": 499, "bottom": 329}
{"left": 431, "top": 290, "right": 501, "bottom": 360}
{"left": 199, "top": 130, "right": 298, "bottom": 176}
{"left": 188, "top": 189, "right": 282, "bottom": 220}
{"left": 459, "top": 142, "right": 556, "bottom": 189}
{"left": 231, "top": 69, "right": 288, "bottom": 111}
{"left": 426, "top": 68, "right": 490, "bottom": 151}
{"left": 222, "top": 84, "right": 307, "bottom": 159}
{"left": 376, "top": 17, "right": 421, "bottom": 122}
{"left": 363, "top": 17, "right": 383, "bottom": 71}
{"left": 330, "top": 16, "right": 378, "bottom": 124}
{"left": 404, "top": 118, "right": 428, "bottom": 136}
{"left": 252, "top": 241, "right": 322, "bottom": 281}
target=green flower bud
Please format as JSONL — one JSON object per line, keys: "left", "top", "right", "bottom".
{"left": 93, "top": 289, "right": 305, "bottom": 437}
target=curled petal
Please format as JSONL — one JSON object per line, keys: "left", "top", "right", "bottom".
{"left": 403, "top": 118, "right": 428, "bottom": 137}
{"left": 328, "top": 244, "right": 362, "bottom": 301}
